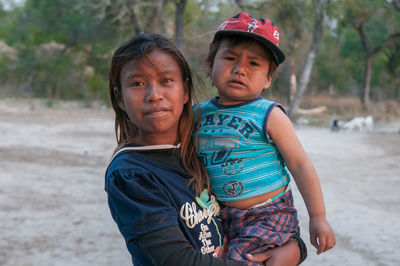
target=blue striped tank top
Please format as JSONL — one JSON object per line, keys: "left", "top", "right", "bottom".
{"left": 195, "top": 97, "right": 290, "bottom": 201}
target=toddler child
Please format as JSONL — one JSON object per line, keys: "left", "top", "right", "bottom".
{"left": 195, "top": 12, "right": 336, "bottom": 265}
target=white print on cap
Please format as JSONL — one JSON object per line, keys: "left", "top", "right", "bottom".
{"left": 247, "top": 20, "right": 259, "bottom": 32}
{"left": 218, "top": 22, "right": 227, "bottom": 31}
{"left": 273, "top": 30, "right": 279, "bottom": 40}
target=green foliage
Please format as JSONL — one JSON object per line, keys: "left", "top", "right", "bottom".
{"left": 314, "top": 0, "right": 400, "bottom": 101}
{"left": 88, "top": 73, "right": 109, "bottom": 104}
{"left": 0, "top": 0, "right": 399, "bottom": 105}
{"left": 43, "top": 99, "right": 54, "bottom": 108}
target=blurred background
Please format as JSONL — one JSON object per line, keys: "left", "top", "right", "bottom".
{"left": 0, "top": 0, "right": 399, "bottom": 120}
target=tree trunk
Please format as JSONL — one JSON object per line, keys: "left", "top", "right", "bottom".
{"left": 289, "top": 56, "right": 297, "bottom": 102}
{"left": 174, "top": 0, "right": 187, "bottom": 50}
{"left": 362, "top": 56, "right": 372, "bottom": 108}
{"left": 159, "top": 0, "right": 169, "bottom": 35}
{"left": 144, "top": 6, "right": 159, "bottom": 32}
{"left": 288, "top": 48, "right": 318, "bottom": 118}
{"left": 395, "top": 68, "right": 400, "bottom": 99}
{"left": 42, "top": 44, "right": 71, "bottom": 99}
{"left": 355, "top": 22, "right": 371, "bottom": 109}
{"left": 288, "top": 0, "right": 330, "bottom": 119}
{"left": 130, "top": 6, "right": 142, "bottom": 34}
{"left": 328, "top": 84, "right": 335, "bottom": 96}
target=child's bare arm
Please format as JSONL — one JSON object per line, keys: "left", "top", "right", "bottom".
{"left": 267, "top": 107, "right": 336, "bottom": 254}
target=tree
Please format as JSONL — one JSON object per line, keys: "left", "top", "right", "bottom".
{"left": 81, "top": 0, "right": 190, "bottom": 47}
{"left": 23, "top": 0, "right": 111, "bottom": 98}
{"left": 385, "top": 47, "right": 400, "bottom": 99}
{"left": 338, "top": 0, "right": 400, "bottom": 108}
{"left": 80, "top": 0, "right": 168, "bottom": 35}
{"left": 288, "top": 0, "right": 331, "bottom": 119}
{"left": 230, "top": 0, "right": 331, "bottom": 118}
{"left": 273, "top": 0, "right": 309, "bottom": 104}
{"left": 174, "top": 0, "right": 187, "bottom": 50}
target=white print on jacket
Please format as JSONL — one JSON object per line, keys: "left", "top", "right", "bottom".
{"left": 180, "top": 190, "right": 222, "bottom": 254}
{"left": 199, "top": 224, "right": 214, "bottom": 254}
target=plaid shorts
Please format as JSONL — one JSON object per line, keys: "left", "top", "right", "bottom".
{"left": 221, "top": 189, "right": 299, "bottom": 265}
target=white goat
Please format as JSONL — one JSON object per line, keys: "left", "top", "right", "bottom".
{"left": 332, "top": 116, "right": 374, "bottom": 132}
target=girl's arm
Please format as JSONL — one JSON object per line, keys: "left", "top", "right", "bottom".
{"left": 135, "top": 225, "right": 305, "bottom": 265}
{"left": 246, "top": 236, "right": 307, "bottom": 265}
{"left": 134, "top": 225, "right": 245, "bottom": 266}
{"left": 267, "top": 107, "right": 336, "bottom": 254}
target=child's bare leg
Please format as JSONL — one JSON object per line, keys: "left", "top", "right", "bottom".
{"left": 246, "top": 239, "right": 301, "bottom": 266}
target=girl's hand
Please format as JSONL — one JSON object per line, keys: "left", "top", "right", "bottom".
{"left": 309, "top": 215, "right": 336, "bottom": 254}
{"left": 246, "top": 238, "right": 300, "bottom": 266}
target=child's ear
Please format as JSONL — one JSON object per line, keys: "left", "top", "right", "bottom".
{"left": 114, "top": 87, "right": 126, "bottom": 111}
{"left": 263, "top": 76, "right": 272, "bottom": 90}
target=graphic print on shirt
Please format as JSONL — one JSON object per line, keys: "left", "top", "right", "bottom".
{"left": 179, "top": 189, "right": 222, "bottom": 254}
{"left": 196, "top": 99, "right": 291, "bottom": 201}
{"left": 197, "top": 112, "right": 260, "bottom": 199}
{"left": 200, "top": 113, "right": 257, "bottom": 140}
{"left": 198, "top": 136, "right": 237, "bottom": 166}
{"left": 223, "top": 180, "right": 244, "bottom": 197}
{"left": 198, "top": 112, "right": 257, "bottom": 169}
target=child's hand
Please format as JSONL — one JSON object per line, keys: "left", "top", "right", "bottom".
{"left": 213, "top": 236, "right": 228, "bottom": 258}
{"left": 309, "top": 215, "right": 336, "bottom": 255}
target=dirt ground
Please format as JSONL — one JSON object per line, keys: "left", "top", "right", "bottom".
{"left": 1, "top": 99, "right": 399, "bottom": 266}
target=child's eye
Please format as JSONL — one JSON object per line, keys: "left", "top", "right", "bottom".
{"left": 224, "top": 56, "right": 235, "bottom": 61}
{"left": 250, "top": 61, "right": 260, "bottom": 66}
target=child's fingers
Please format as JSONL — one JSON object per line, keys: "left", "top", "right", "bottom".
{"left": 310, "top": 233, "right": 319, "bottom": 250}
{"left": 316, "top": 235, "right": 326, "bottom": 255}
{"left": 319, "top": 231, "right": 337, "bottom": 253}
{"left": 330, "top": 234, "right": 337, "bottom": 248}
{"left": 323, "top": 234, "right": 336, "bottom": 252}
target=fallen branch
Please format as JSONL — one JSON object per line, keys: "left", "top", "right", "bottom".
{"left": 297, "top": 106, "right": 327, "bottom": 115}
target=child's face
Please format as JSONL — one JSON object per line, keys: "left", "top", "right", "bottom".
{"left": 117, "top": 50, "right": 188, "bottom": 145}
{"left": 211, "top": 40, "right": 272, "bottom": 105}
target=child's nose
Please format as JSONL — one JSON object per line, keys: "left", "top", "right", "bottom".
{"left": 233, "top": 60, "right": 245, "bottom": 75}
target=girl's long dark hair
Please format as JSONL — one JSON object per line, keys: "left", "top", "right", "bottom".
{"left": 108, "top": 33, "right": 209, "bottom": 194}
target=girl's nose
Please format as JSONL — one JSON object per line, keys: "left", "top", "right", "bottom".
{"left": 146, "top": 83, "right": 163, "bottom": 102}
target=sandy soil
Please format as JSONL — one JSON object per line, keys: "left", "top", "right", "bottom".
{"left": 1, "top": 99, "right": 399, "bottom": 266}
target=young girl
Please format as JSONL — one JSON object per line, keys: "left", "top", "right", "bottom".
{"left": 196, "top": 12, "right": 335, "bottom": 265}
{"left": 105, "top": 33, "right": 306, "bottom": 265}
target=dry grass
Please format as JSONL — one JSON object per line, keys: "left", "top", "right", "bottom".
{"left": 269, "top": 94, "right": 400, "bottom": 125}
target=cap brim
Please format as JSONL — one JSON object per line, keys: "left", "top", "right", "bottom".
{"left": 214, "top": 30, "right": 286, "bottom": 64}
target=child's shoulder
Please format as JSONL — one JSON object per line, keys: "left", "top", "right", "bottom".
{"left": 246, "top": 97, "right": 278, "bottom": 109}
{"left": 195, "top": 98, "right": 216, "bottom": 110}
{"left": 257, "top": 97, "right": 276, "bottom": 105}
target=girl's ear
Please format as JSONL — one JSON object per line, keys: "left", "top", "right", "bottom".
{"left": 183, "top": 79, "right": 189, "bottom": 104}
{"left": 184, "top": 93, "right": 189, "bottom": 104}
{"left": 114, "top": 87, "right": 126, "bottom": 111}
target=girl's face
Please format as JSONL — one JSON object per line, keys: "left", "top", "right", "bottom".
{"left": 118, "top": 50, "right": 188, "bottom": 145}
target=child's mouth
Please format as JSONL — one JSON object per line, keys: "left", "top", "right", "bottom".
{"left": 228, "top": 79, "right": 245, "bottom": 86}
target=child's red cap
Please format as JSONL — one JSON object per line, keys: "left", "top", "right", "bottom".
{"left": 211, "top": 12, "right": 286, "bottom": 64}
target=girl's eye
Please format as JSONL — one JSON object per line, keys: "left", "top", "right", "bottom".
{"left": 130, "top": 81, "right": 144, "bottom": 87}
{"left": 161, "top": 78, "right": 173, "bottom": 84}
{"left": 250, "top": 61, "right": 260, "bottom": 66}
{"left": 224, "top": 56, "right": 235, "bottom": 61}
